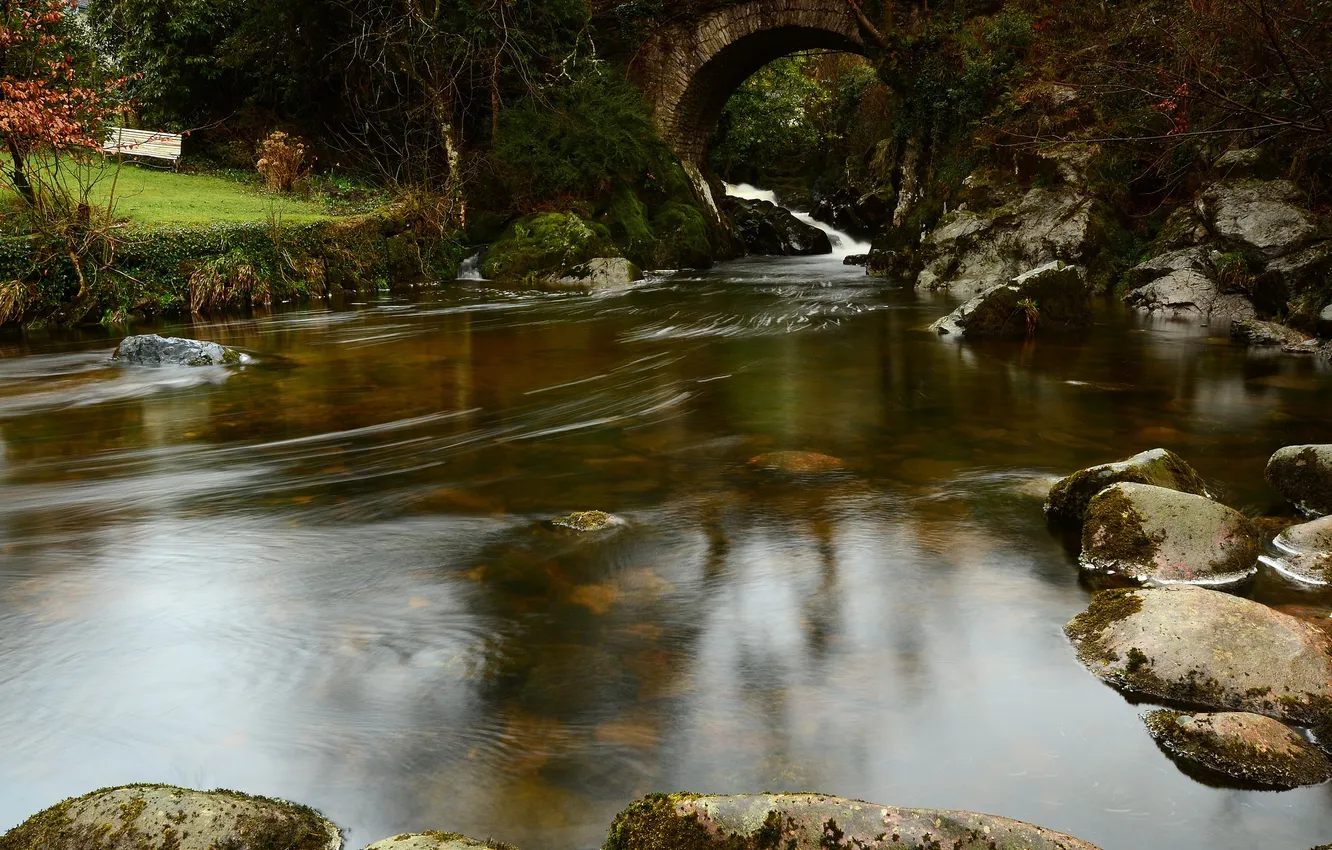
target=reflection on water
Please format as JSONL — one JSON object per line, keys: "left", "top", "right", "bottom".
{"left": 2, "top": 258, "right": 1332, "bottom": 850}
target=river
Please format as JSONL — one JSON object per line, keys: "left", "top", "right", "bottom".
{"left": 1, "top": 247, "right": 1331, "bottom": 850}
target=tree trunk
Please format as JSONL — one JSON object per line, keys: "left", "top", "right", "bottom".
{"left": 6, "top": 137, "right": 34, "bottom": 207}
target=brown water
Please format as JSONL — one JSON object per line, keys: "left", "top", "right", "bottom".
{"left": 1, "top": 254, "right": 1331, "bottom": 850}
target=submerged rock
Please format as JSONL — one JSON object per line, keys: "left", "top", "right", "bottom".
{"left": 548, "top": 257, "right": 642, "bottom": 293}
{"left": 1143, "top": 709, "right": 1332, "bottom": 789}
{"left": 0, "top": 784, "right": 341, "bottom": 850}
{"left": 722, "top": 197, "right": 831, "bottom": 257}
{"left": 1267, "top": 445, "right": 1332, "bottom": 517}
{"left": 929, "top": 260, "right": 1090, "bottom": 338}
{"left": 550, "top": 510, "right": 620, "bottom": 532}
{"left": 1080, "top": 483, "right": 1259, "bottom": 588}
{"left": 1263, "top": 516, "right": 1332, "bottom": 586}
{"left": 114, "top": 334, "right": 244, "bottom": 366}
{"left": 1065, "top": 586, "right": 1332, "bottom": 725}
{"left": 603, "top": 793, "right": 1104, "bottom": 850}
{"left": 364, "top": 833, "right": 515, "bottom": 850}
{"left": 1044, "top": 448, "right": 1208, "bottom": 526}
{"left": 1231, "top": 319, "right": 1309, "bottom": 346}
{"left": 747, "top": 451, "right": 843, "bottom": 475}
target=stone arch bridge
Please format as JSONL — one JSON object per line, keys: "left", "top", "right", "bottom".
{"left": 629, "top": 0, "right": 871, "bottom": 165}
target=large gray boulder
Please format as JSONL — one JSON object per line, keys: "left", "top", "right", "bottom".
{"left": 1124, "top": 268, "right": 1256, "bottom": 321}
{"left": 1231, "top": 319, "right": 1309, "bottom": 346}
{"left": 915, "top": 185, "right": 1119, "bottom": 298}
{"left": 1065, "top": 586, "right": 1332, "bottom": 725}
{"left": 603, "top": 793, "right": 1104, "bottom": 850}
{"left": 1263, "top": 516, "right": 1332, "bottom": 586}
{"left": 1143, "top": 710, "right": 1332, "bottom": 789}
{"left": 0, "top": 785, "right": 341, "bottom": 850}
{"left": 929, "top": 260, "right": 1090, "bottom": 338}
{"left": 1197, "top": 179, "right": 1319, "bottom": 260}
{"left": 1044, "top": 448, "right": 1208, "bottom": 526}
{"left": 549, "top": 258, "right": 642, "bottom": 293}
{"left": 365, "top": 833, "right": 514, "bottom": 850}
{"left": 722, "top": 197, "right": 832, "bottom": 256}
{"left": 1080, "top": 483, "right": 1259, "bottom": 588}
{"left": 1267, "top": 445, "right": 1332, "bottom": 517}
{"left": 113, "top": 335, "right": 245, "bottom": 366}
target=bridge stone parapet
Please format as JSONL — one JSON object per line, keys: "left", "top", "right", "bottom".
{"left": 631, "top": 0, "right": 867, "bottom": 165}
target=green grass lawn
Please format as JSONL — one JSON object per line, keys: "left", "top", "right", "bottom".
{"left": 4, "top": 160, "right": 338, "bottom": 227}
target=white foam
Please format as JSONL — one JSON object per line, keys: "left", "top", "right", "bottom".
{"left": 724, "top": 183, "right": 872, "bottom": 260}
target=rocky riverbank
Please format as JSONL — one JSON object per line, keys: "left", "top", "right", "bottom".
{"left": 1049, "top": 443, "right": 1332, "bottom": 790}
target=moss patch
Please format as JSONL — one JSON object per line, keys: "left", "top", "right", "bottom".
{"left": 651, "top": 203, "right": 713, "bottom": 270}
{"left": 1081, "top": 486, "right": 1165, "bottom": 575}
{"left": 1064, "top": 588, "right": 1144, "bottom": 664}
{"left": 481, "top": 213, "right": 617, "bottom": 283}
{"left": 1144, "top": 710, "right": 1332, "bottom": 788}
{"left": 1045, "top": 448, "right": 1207, "bottom": 526}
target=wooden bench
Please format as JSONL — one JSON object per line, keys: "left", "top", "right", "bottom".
{"left": 102, "top": 127, "right": 183, "bottom": 167}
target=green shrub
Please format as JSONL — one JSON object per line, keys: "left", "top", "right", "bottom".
{"left": 481, "top": 212, "right": 617, "bottom": 282}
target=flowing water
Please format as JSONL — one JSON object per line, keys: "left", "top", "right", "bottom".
{"left": 1, "top": 251, "right": 1332, "bottom": 850}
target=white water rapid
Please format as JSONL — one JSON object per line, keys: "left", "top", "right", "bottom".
{"left": 456, "top": 250, "right": 485, "bottom": 280}
{"left": 725, "top": 182, "right": 872, "bottom": 261}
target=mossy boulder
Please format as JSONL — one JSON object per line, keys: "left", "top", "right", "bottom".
{"left": 929, "top": 260, "right": 1091, "bottom": 338}
{"left": 650, "top": 203, "right": 714, "bottom": 270}
{"left": 550, "top": 510, "right": 620, "bottom": 532}
{"left": 1263, "top": 516, "right": 1332, "bottom": 586}
{"left": 747, "top": 451, "right": 843, "bottom": 475}
{"left": 1065, "top": 586, "right": 1332, "bottom": 725}
{"left": 1080, "top": 483, "right": 1259, "bottom": 588}
{"left": 599, "top": 186, "right": 657, "bottom": 269}
{"left": 1045, "top": 448, "right": 1208, "bottom": 526}
{"left": 480, "top": 213, "right": 617, "bottom": 283}
{"left": 1143, "top": 710, "right": 1332, "bottom": 789}
{"left": 549, "top": 258, "right": 643, "bottom": 293}
{"left": 1267, "top": 445, "right": 1332, "bottom": 518}
{"left": 364, "top": 832, "right": 515, "bottom": 850}
{"left": 113, "top": 335, "right": 245, "bottom": 367}
{"left": 0, "top": 784, "right": 341, "bottom": 850}
{"left": 603, "top": 793, "right": 1103, "bottom": 850}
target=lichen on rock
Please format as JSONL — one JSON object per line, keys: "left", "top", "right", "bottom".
{"left": 1143, "top": 710, "right": 1332, "bottom": 789}
{"left": 550, "top": 510, "right": 620, "bottom": 532}
{"left": 1267, "top": 445, "right": 1332, "bottom": 518}
{"left": 364, "top": 832, "right": 517, "bottom": 850}
{"left": 1044, "top": 448, "right": 1208, "bottom": 526}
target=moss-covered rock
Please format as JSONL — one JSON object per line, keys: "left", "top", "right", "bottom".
{"left": 650, "top": 203, "right": 714, "bottom": 270}
{"left": 1064, "top": 586, "right": 1332, "bottom": 724}
{"left": 1080, "top": 483, "right": 1259, "bottom": 589}
{"left": 1143, "top": 710, "right": 1332, "bottom": 789}
{"left": 364, "top": 832, "right": 516, "bottom": 850}
{"left": 113, "top": 335, "right": 247, "bottom": 367}
{"left": 481, "top": 213, "right": 618, "bottom": 283}
{"left": 1263, "top": 516, "right": 1332, "bottom": 586}
{"left": 1045, "top": 448, "right": 1208, "bottom": 526}
{"left": 598, "top": 186, "right": 657, "bottom": 270}
{"left": 550, "top": 510, "right": 621, "bottom": 532}
{"left": 602, "top": 793, "right": 1104, "bottom": 850}
{"left": 1267, "top": 445, "right": 1332, "bottom": 518}
{"left": 0, "top": 784, "right": 341, "bottom": 850}
{"left": 929, "top": 260, "right": 1091, "bottom": 338}
{"left": 549, "top": 258, "right": 643, "bottom": 293}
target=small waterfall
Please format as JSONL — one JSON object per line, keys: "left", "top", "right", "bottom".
{"left": 725, "top": 183, "right": 872, "bottom": 261}
{"left": 457, "top": 250, "right": 485, "bottom": 281}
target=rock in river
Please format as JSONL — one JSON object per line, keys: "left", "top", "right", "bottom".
{"left": 1080, "top": 483, "right": 1259, "bottom": 588}
{"left": 748, "top": 451, "right": 843, "bottom": 475}
{"left": 1044, "top": 448, "right": 1208, "bottom": 526}
{"left": 604, "top": 793, "right": 1104, "bottom": 850}
{"left": 1143, "top": 709, "right": 1332, "bottom": 789}
{"left": 0, "top": 784, "right": 342, "bottom": 850}
{"left": 1065, "top": 586, "right": 1332, "bottom": 725}
{"left": 548, "top": 257, "right": 642, "bottom": 293}
{"left": 929, "top": 260, "right": 1090, "bottom": 338}
{"left": 550, "top": 510, "right": 621, "bottom": 532}
{"left": 1263, "top": 516, "right": 1332, "bottom": 586}
{"left": 114, "top": 334, "right": 245, "bottom": 366}
{"left": 723, "top": 197, "right": 832, "bottom": 257}
{"left": 365, "top": 833, "right": 515, "bottom": 850}
{"left": 1267, "top": 445, "right": 1332, "bottom": 517}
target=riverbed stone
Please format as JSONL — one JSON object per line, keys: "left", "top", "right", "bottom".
{"left": 1197, "top": 179, "right": 1319, "bottom": 260}
{"left": 1080, "top": 483, "right": 1259, "bottom": 588}
{"left": 364, "top": 832, "right": 514, "bottom": 850}
{"left": 722, "top": 197, "right": 831, "bottom": 256}
{"left": 1124, "top": 267, "right": 1255, "bottom": 321}
{"left": 929, "top": 260, "right": 1090, "bottom": 337}
{"left": 1263, "top": 516, "right": 1332, "bottom": 586}
{"left": 748, "top": 451, "right": 843, "bottom": 475}
{"left": 1143, "top": 709, "right": 1332, "bottom": 788}
{"left": 550, "top": 510, "right": 620, "bottom": 532}
{"left": 1044, "top": 448, "right": 1208, "bottom": 526}
{"left": 603, "top": 793, "right": 1104, "bottom": 850}
{"left": 0, "top": 784, "right": 341, "bottom": 850}
{"left": 1267, "top": 445, "right": 1332, "bottom": 517}
{"left": 1231, "top": 319, "right": 1309, "bottom": 346}
{"left": 113, "top": 334, "right": 244, "bottom": 366}
{"left": 1065, "top": 586, "right": 1332, "bottom": 725}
